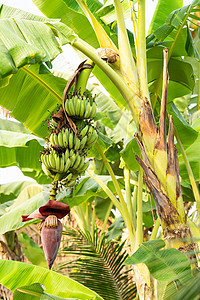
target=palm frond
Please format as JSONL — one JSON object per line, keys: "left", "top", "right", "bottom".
{"left": 55, "top": 228, "right": 136, "bottom": 300}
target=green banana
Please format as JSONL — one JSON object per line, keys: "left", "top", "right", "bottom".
{"left": 42, "top": 163, "right": 54, "bottom": 179}
{"left": 41, "top": 154, "right": 45, "bottom": 165}
{"left": 62, "top": 172, "right": 73, "bottom": 183}
{"left": 55, "top": 154, "right": 60, "bottom": 171}
{"left": 63, "top": 128, "right": 69, "bottom": 148}
{"left": 49, "top": 133, "right": 54, "bottom": 146}
{"left": 79, "top": 99, "right": 86, "bottom": 117}
{"left": 64, "top": 158, "right": 71, "bottom": 173}
{"left": 50, "top": 150, "right": 56, "bottom": 169}
{"left": 86, "top": 130, "right": 98, "bottom": 147}
{"left": 44, "top": 154, "right": 49, "bottom": 169}
{"left": 78, "top": 160, "right": 90, "bottom": 173}
{"left": 75, "top": 96, "right": 81, "bottom": 116}
{"left": 69, "top": 150, "right": 76, "bottom": 167}
{"left": 69, "top": 98, "right": 76, "bottom": 116}
{"left": 74, "top": 135, "right": 81, "bottom": 150}
{"left": 58, "top": 131, "right": 64, "bottom": 147}
{"left": 54, "top": 133, "right": 59, "bottom": 145}
{"left": 89, "top": 102, "right": 96, "bottom": 119}
{"left": 84, "top": 101, "right": 91, "bottom": 119}
{"left": 65, "top": 100, "right": 71, "bottom": 116}
{"left": 76, "top": 156, "right": 85, "bottom": 171}
{"left": 66, "top": 180, "right": 77, "bottom": 187}
{"left": 65, "top": 149, "right": 69, "bottom": 161}
{"left": 68, "top": 131, "right": 74, "bottom": 149}
{"left": 87, "top": 126, "right": 94, "bottom": 138}
{"left": 80, "top": 125, "right": 89, "bottom": 138}
{"left": 45, "top": 154, "right": 50, "bottom": 169}
{"left": 79, "top": 136, "right": 87, "bottom": 150}
{"left": 72, "top": 154, "right": 81, "bottom": 169}
{"left": 59, "top": 153, "right": 65, "bottom": 173}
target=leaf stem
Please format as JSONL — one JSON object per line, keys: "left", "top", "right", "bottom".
{"left": 95, "top": 143, "right": 135, "bottom": 239}
{"left": 101, "top": 201, "right": 113, "bottom": 236}
{"left": 175, "top": 130, "right": 200, "bottom": 214}
{"left": 132, "top": 185, "right": 138, "bottom": 229}
{"left": 137, "top": 0, "right": 149, "bottom": 99}
{"left": 85, "top": 201, "right": 91, "bottom": 232}
{"left": 72, "top": 206, "right": 88, "bottom": 231}
{"left": 128, "top": 0, "right": 138, "bottom": 51}
{"left": 198, "top": 62, "right": 200, "bottom": 111}
{"left": 114, "top": 0, "right": 139, "bottom": 89}
{"left": 124, "top": 167, "right": 134, "bottom": 223}
{"left": 91, "top": 199, "right": 96, "bottom": 242}
{"left": 87, "top": 170, "right": 123, "bottom": 215}
{"left": 72, "top": 38, "right": 142, "bottom": 129}
{"left": 88, "top": 170, "right": 135, "bottom": 245}
{"left": 23, "top": 66, "right": 61, "bottom": 101}
{"left": 135, "top": 167, "right": 143, "bottom": 249}
{"left": 150, "top": 218, "right": 160, "bottom": 240}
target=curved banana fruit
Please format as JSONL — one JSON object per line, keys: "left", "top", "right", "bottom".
{"left": 72, "top": 154, "right": 81, "bottom": 170}
{"left": 89, "top": 102, "right": 96, "bottom": 119}
{"left": 86, "top": 130, "right": 98, "bottom": 147}
{"left": 42, "top": 163, "right": 54, "bottom": 179}
{"left": 79, "top": 99, "right": 86, "bottom": 118}
{"left": 74, "top": 135, "right": 81, "bottom": 151}
{"left": 78, "top": 160, "right": 90, "bottom": 173}
{"left": 84, "top": 101, "right": 91, "bottom": 119}
{"left": 63, "top": 128, "right": 69, "bottom": 148}
{"left": 68, "top": 131, "right": 74, "bottom": 149}
{"left": 80, "top": 125, "right": 89, "bottom": 138}
{"left": 58, "top": 131, "right": 64, "bottom": 148}
{"left": 49, "top": 150, "right": 56, "bottom": 169}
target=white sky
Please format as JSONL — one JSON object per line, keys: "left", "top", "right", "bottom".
{"left": 0, "top": 0, "right": 193, "bottom": 184}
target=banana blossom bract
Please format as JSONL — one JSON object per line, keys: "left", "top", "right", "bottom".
{"left": 22, "top": 200, "right": 70, "bottom": 269}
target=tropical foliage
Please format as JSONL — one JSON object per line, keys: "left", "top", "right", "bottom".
{"left": 0, "top": 0, "right": 200, "bottom": 299}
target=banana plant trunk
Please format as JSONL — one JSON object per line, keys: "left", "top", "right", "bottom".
{"left": 136, "top": 49, "right": 195, "bottom": 255}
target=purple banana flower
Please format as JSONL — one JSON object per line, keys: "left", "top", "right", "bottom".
{"left": 22, "top": 200, "right": 70, "bottom": 270}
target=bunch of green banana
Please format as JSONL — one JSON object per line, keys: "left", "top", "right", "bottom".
{"left": 41, "top": 89, "right": 98, "bottom": 187}
{"left": 41, "top": 149, "right": 71, "bottom": 174}
{"left": 49, "top": 125, "right": 98, "bottom": 150}
{"left": 65, "top": 94, "right": 96, "bottom": 120}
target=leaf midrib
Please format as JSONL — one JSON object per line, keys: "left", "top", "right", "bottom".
{"left": 23, "top": 66, "right": 62, "bottom": 101}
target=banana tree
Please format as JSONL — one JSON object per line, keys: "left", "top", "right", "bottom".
{"left": 0, "top": 0, "right": 200, "bottom": 299}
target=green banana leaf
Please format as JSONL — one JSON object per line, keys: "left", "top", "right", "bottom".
{"left": 124, "top": 240, "right": 192, "bottom": 282}
{"left": 148, "top": 0, "right": 183, "bottom": 34}
{"left": 179, "top": 133, "right": 200, "bottom": 182}
{"left": 169, "top": 103, "right": 198, "bottom": 148}
{"left": 148, "top": 57, "right": 195, "bottom": 102}
{"left": 33, "top": 0, "right": 100, "bottom": 48}
{"left": 18, "top": 232, "right": 47, "bottom": 268}
{"left": 13, "top": 282, "right": 80, "bottom": 299}
{"left": 0, "top": 17, "right": 62, "bottom": 78}
{"left": 0, "top": 191, "right": 49, "bottom": 234}
{"left": 0, "top": 181, "right": 35, "bottom": 203}
{"left": 0, "top": 119, "right": 45, "bottom": 147}
{"left": 0, "top": 175, "right": 123, "bottom": 234}
{"left": 0, "top": 260, "right": 103, "bottom": 300}
{"left": 33, "top": 0, "right": 127, "bottom": 108}
{"left": 0, "top": 65, "right": 66, "bottom": 138}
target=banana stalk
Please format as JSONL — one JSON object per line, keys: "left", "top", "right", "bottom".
{"left": 135, "top": 48, "right": 195, "bottom": 255}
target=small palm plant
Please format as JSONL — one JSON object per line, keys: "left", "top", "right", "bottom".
{"left": 55, "top": 228, "right": 136, "bottom": 300}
